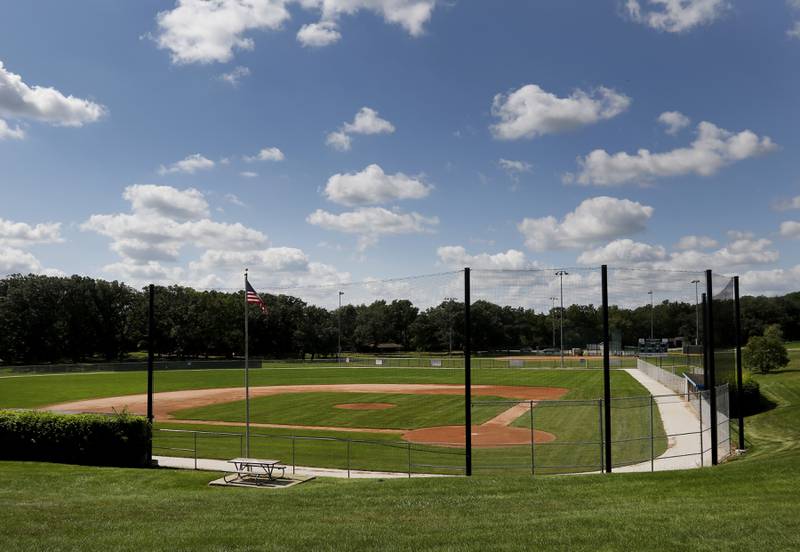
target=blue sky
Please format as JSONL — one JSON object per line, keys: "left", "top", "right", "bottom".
{"left": 1, "top": 0, "right": 800, "bottom": 296}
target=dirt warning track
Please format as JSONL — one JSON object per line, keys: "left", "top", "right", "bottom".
{"left": 45, "top": 383, "right": 567, "bottom": 447}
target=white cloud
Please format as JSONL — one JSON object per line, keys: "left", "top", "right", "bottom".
{"left": 675, "top": 235, "right": 718, "bottom": 250}
{"left": 325, "top": 130, "right": 352, "bottom": 151}
{"left": 668, "top": 235, "right": 779, "bottom": 270}
{"left": 490, "top": 84, "right": 630, "bottom": 140}
{"left": 300, "top": 0, "right": 438, "bottom": 37}
{"left": 307, "top": 207, "right": 438, "bottom": 250}
{"left": 739, "top": 265, "right": 800, "bottom": 296}
{"left": 154, "top": 0, "right": 292, "bottom": 64}
{"left": 240, "top": 171, "right": 259, "bottom": 178}
{"left": 154, "top": 0, "right": 438, "bottom": 64}
{"left": 657, "top": 111, "right": 691, "bottom": 135}
{"left": 0, "top": 60, "right": 106, "bottom": 130}
{"left": 625, "top": 0, "right": 728, "bottom": 33}
{"left": 0, "top": 218, "right": 63, "bottom": 247}
{"left": 780, "top": 221, "right": 800, "bottom": 239}
{"left": 224, "top": 193, "right": 245, "bottom": 206}
{"left": 157, "top": 153, "right": 216, "bottom": 175}
{"left": 573, "top": 121, "right": 777, "bottom": 186}
{"left": 437, "top": 245, "right": 529, "bottom": 270}
{"left": 189, "top": 247, "right": 310, "bottom": 274}
{"left": 0, "top": 246, "right": 44, "bottom": 275}
{"left": 577, "top": 239, "right": 667, "bottom": 265}
{"left": 518, "top": 196, "right": 653, "bottom": 251}
{"left": 0, "top": 119, "right": 24, "bottom": 140}
{"left": 323, "top": 164, "right": 431, "bottom": 206}
{"left": 219, "top": 65, "right": 251, "bottom": 86}
{"left": 244, "top": 146, "right": 285, "bottom": 162}
{"left": 326, "top": 107, "right": 395, "bottom": 151}
{"left": 297, "top": 21, "right": 341, "bottom": 47}
{"left": 789, "top": 21, "right": 800, "bottom": 39}
{"left": 775, "top": 196, "right": 800, "bottom": 211}
{"left": 498, "top": 159, "right": 532, "bottom": 174}
{"left": 123, "top": 184, "right": 209, "bottom": 221}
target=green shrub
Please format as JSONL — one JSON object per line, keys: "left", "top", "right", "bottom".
{"left": 0, "top": 410, "right": 151, "bottom": 467}
{"left": 743, "top": 334, "right": 789, "bottom": 374}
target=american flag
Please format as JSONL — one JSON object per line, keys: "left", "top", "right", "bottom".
{"left": 245, "top": 280, "right": 267, "bottom": 313}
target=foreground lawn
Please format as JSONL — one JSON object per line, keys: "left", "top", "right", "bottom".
{"left": 0, "top": 451, "right": 798, "bottom": 551}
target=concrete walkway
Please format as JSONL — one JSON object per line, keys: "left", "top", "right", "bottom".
{"left": 154, "top": 455, "right": 450, "bottom": 479}
{"left": 613, "top": 369, "right": 709, "bottom": 472}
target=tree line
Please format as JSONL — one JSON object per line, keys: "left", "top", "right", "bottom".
{"left": 1, "top": 274, "right": 798, "bottom": 364}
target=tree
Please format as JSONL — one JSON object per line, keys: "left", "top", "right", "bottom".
{"left": 743, "top": 331, "right": 789, "bottom": 374}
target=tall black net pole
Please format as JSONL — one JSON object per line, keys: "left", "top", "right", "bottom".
{"left": 705, "top": 270, "right": 718, "bottom": 465}
{"left": 146, "top": 284, "right": 154, "bottom": 466}
{"left": 702, "top": 293, "right": 708, "bottom": 385}
{"left": 464, "top": 267, "right": 472, "bottom": 476}
{"left": 601, "top": 265, "right": 612, "bottom": 473}
{"left": 734, "top": 276, "right": 745, "bottom": 451}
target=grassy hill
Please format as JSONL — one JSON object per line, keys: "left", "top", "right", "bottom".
{"left": 1, "top": 361, "right": 799, "bottom": 550}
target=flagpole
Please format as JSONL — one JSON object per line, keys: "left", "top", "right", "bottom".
{"left": 244, "top": 268, "right": 250, "bottom": 458}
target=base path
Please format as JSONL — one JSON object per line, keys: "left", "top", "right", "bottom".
{"left": 45, "top": 383, "right": 568, "bottom": 447}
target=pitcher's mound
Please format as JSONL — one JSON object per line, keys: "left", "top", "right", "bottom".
{"left": 334, "top": 402, "right": 396, "bottom": 410}
{"left": 403, "top": 425, "right": 555, "bottom": 448}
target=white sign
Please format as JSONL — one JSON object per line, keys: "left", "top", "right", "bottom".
{"left": 375, "top": 359, "right": 383, "bottom": 366}
{"left": 431, "top": 359, "right": 442, "bottom": 367}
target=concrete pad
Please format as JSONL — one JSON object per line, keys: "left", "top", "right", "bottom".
{"left": 209, "top": 474, "right": 314, "bottom": 489}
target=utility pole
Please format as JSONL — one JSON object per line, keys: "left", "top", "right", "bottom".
{"left": 691, "top": 279, "right": 700, "bottom": 346}
{"left": 648, "top": 290, "right": 654, "bottom": 339}
{"left": 337, "top": 290, "right": 344, "bottom": 363}
{"left": 550, "top": 296, "right": 557, "bottom": 349}
{"left": 555, "top": 271, "right": 569, "bottom": 369}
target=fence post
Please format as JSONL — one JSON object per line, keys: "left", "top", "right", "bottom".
{"left": 705, "top": 270, "right": 718, "bottom": 465}
{"left": 347, "top": 440, "right": 351, "bottom": 478}
{"left": 733, "top": 276, "right": 745, "bottom": 451}
{"left": 407, "top": 442, "right": 412, "bottom": 478}
{"left": 292, "top": 436, "right": 296, "bottom": 475}
{"left": 239, "top": 434, "right": 243, "bottom": 457}
{"left": 194, "top": 432, "right": 197, "bottom": 470}
{"left": 650, "top": 395, "right": 655, "bottom": 473}
{"left": 699, "top": 391, "right": 704, "bottom": 467}
{"left": 601, "top": 265, "right": 612, "bottom": 473}
{"left": 598, "top": 399, "right": 604, "bottom": 472}
{"left": 147, "top": 284, "right": 155, "bottom": 467}
{"left": 464, "top": 267, "right": 472, "bottom": 476}
{"left": 529, "top": 400, "right": 535, "bottom": 476}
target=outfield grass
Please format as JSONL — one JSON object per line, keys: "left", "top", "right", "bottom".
{"left": 173, "top": 392, "right": 510, "bottom": 429}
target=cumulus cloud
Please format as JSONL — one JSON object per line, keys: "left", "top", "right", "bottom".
{"left": 244, "top": 146, "right": 284, "bottom": 162}
{"left": 625, "top": 0, "right": 728, "bottom": 33}
{"left": 240, "top": 171, "right": 259, "bottom": 178}
{"left": 323, "top": 164, "right": 431, "bottom": 206}
{"left": 675, "top": 235, "right": 718, "bottom": 250}
{"left": 739, "top": 265, "right": 800, "bottom": 296}
{"left": 577, "top": 239, "right": 667, "bottom": 265}
{"left": 517, "top": 196, "right": 653, "bottom": 251}
{"left": 0, "top": 60, "right": 106, "bottom": 133}
{"left": 437, "top": 245, "right": 529, "bottom": 270}
{"left": 0, "top": 118, "right": 24, "bottom": 140}
{"left": 499, "top": 159, "right": 532, "bottom": 174}
{"left": 0, "top": 217, "right": 64, "bottom": 276}
{"left": 158, "top": 153, "right": 215, "bottom": 175}
{"left": 307, "top": 207, "right": 438, "bottom": 250}
{"left": 84, "top": 183, "right": 346, "bottom": 288}
{"left": 779, "top": 221, "right": 800, "bottom": 239}
{"left": 326, "top": 107, "right": 395, "bottom": 151}
{"left": 0, "top": 218, "right": 63, "bottom": 247}
{"left": 154, "top": 0, "right": 438, "bottom": 64}
{"left": 297, "top": 21, "right": 342, "bottom": 47}
{"left": 657, "top": 111, "right": 691, "bottom": 135}
{"left": 490, "top": 84, "right": 630, "bottom": 140}
{"left": 572, "top": 121, "right": 777, "bottom": 186}
{"left": 224, "top": 193, "right": 245, "bottom": 206}
{"left": 668, "top": 235, "right": 779, "bottom": 270}
{"left": 219, "top": 65, "right": 251, "bottom": 86}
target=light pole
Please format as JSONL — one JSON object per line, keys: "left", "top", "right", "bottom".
{"left": 337, "top": 290, "right": 344, "bottom": 362}
{"left": 555, "top": 271, "right": 568, "bottom": 369}
{"left": 550, "top": 296, "right": 557, "bottom": 349}
{"left": 648, "top": 290, "right": 654, "bottom": 340}
{"left": 444, "top": 297, "right": 456, "bottom": 356}
{"left": 691, "top": 279, "right": 700, "bottom": 346}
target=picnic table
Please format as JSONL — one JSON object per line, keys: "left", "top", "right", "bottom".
{"left": 224, "top": 457, "right": 287, "bottom": 484}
